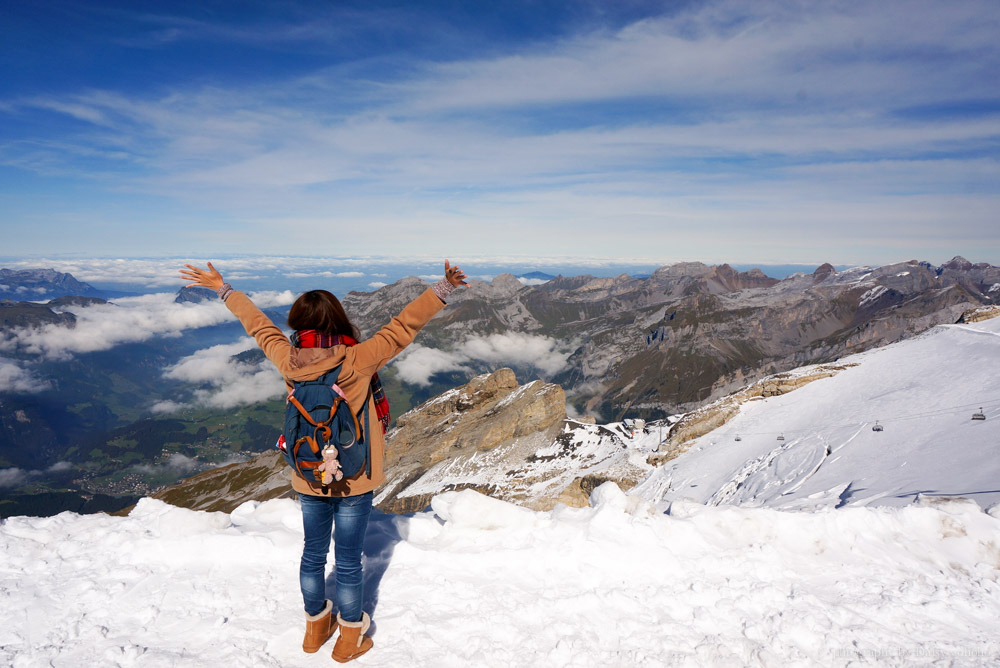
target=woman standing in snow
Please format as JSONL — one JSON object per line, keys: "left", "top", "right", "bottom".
{"left": 180, "top": 260, "right": 467, "bottom": 662}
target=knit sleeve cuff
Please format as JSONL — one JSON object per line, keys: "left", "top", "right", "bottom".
{"left": 217, "top": 283, "right": 234, "bottom": 302}
{"left": 431, "top": 278, "right": 456, "bottom": 302}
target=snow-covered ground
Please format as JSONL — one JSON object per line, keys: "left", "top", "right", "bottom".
{"left": 2, "top": 488, "right": 999, "bottom": 667}
{"left": 635, "top": 316, "right": 1000, "bottom": 511}
{"left": 4, "top": 319, "right": 1000, "bottom": 666}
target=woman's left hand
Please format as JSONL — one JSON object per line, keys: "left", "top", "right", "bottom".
{"left": 444, "top": 260, "right": 468, "bottom": 287}
{"left": 179, "top": 262, "right": 225, "bottom": 291}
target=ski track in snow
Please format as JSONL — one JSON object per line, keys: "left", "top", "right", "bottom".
{"left": 636, "top": 316, "right": 1000, "bottom": 512}
{"left": 2, "top": 489, "right": 1000, "bottom": 667}
{"left": 950, "top": 323, "right": 1000, "bottom": 339}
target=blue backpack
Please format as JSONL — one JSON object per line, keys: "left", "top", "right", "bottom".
{"left": 282, "top": 365, "right": 371, "bottom": 485}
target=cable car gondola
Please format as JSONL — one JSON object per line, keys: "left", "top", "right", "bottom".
{"left": 872, "top": 421, "right": 884, "bottom": 432}
{"left": 972, "top": 408, "right": 986, "bottom": 421}
{"left": 776, "top": 433, "right": 785, "bottom": 441}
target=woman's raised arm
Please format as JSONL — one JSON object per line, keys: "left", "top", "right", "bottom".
{"left": 179, "top": 261, "right": 292, "bottom": 371}
{"left": 348, "top": 260, "right": 467, "bottom": 376}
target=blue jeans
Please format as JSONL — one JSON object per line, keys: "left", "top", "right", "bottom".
{"left": 299, "top": 491, "right": 373, "bottom": 621}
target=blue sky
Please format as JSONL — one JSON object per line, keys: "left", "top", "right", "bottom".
{"left": 1, "top": 0, "right": 998, "bottom": 266}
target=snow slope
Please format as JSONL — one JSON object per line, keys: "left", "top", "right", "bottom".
{"left": 634, "top": 316, "right": 1000, "bottom": 511}
{"left": 4, "top": 312, "right": 1000, "bottom": 666}
{"left": 2, "top": 489, "right": 999, "bottom": 667}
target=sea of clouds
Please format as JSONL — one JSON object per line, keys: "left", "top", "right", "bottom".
{"left": 0, "top": 281, "right": 580, "bottom": 408}
{"left": 0, "top": 255, "right": 666, "bottom": 295}
{"left": 0, "top": 291, "right": 295, "bottom": 363}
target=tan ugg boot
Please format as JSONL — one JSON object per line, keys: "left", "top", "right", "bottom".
{"left": 302, "top": 600, "right": 335, "bottom": 653}
{"left": 331, "top": 611, "right": 373, "bottom": 663}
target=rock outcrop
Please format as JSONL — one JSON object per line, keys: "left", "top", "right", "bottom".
{"left": 174, "top": 286, "right": 217, "bottom": 304}
{"left": 0, "top": 301, "right": 77, "bottom": 329}
{"left": 376, "top": 368, "right": 568, "bottom": 513}
{"left": 958, "top": 305, "right": 1000, "bottom": 323}
{"left": 812, "top": 263, "right": 836, "bottom": 282}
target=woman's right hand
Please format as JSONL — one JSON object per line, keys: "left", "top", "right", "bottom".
{"left": 179, "top": 262, "right": 225, "bottom": 291}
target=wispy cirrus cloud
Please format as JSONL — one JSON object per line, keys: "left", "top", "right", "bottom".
{"left": 1, "top": 1, "right": 998, "bottom": 263}
{"left": 396, "top": 1, "right": 1000, "bottom": 114}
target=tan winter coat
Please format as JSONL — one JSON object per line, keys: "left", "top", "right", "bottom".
{"left": 225, "top": 287, "right": 446, "bottom": 497}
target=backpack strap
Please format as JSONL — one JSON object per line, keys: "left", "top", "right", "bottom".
{"left": 321, "top": 365, "right": 342, "bottom": 385}
{"left": 361, "top": 385, "right": 373, "bottom": 477}
{"left": 288, "top": 395, "right": 337, "bottom": 436}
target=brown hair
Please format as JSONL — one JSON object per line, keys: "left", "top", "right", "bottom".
{"left": 287, "top": 289, "right": 359, "bottom": 337}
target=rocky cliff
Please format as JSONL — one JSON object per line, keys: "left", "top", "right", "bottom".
{"left": 376, "top": 368, "right": 569, "bottom": 512}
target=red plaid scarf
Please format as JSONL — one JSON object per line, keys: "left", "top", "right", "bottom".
{"left": 290, "top": 330, "right": 391, "bottom": 434}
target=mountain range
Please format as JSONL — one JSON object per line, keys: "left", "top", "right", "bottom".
{"left": 343, "top": 256, "right": 999, "bottom": 420}
{"left": 0, "top": 268, "right": 106, "bottom": 301}
{"left": 151, "top": 307, "right": 1000, "bottom": 516}
{"left": 2, "top": 257, "right": 998, "bottom": 517}
{"left": 3, "top": 264, "right": 998, "bottom": 666}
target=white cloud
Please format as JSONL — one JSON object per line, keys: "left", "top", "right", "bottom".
{"left": 517, "top": 277, "right": 549, "bottom": 286}
{"left": 0, "top": 291, "right": 295, "bottom": 360}
{"left": 400, "top": 1, "right": 998, "bottom": 114}
{"left": 565, "top": 402, "right": 598, "bottom": 422}
{"left": 3, "top": 258, "right": 213, "bottom": 288}
{"left": 463, "top": 333, "right": 571, "bottom": 376}
{"left": 150, "top": 400, "right": 188, "bottom": 415}
{"left": 285, "top": 270, "right": 364, "bottom": 278}
{"left": 393, "top": 346, "right": 472, "bottom": 387}
{"left": 0, "top": 358, "right": 49, "bottom": 393}
{"left": 368, "top": 281, "right": 387, "bottom": 289}
{"left": 0, "top": 468, "right": 27, "bottom": 488}
{"left": 0, "top": 257, "right": 669, "bottom": 292}
{"left": 393, "top": 333, "right": 571, "bottom": 386}
{"left": 0, "top": 461, "right": 74, "bottom": 487}
{"left": 0, "top": 257, "right": 370, "bottom": 289}
{"left": 133, "top": 453, "right": 201, "bottom": 475}
{"left": 158, "top": 338, "right": 286, "bottom": 411}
